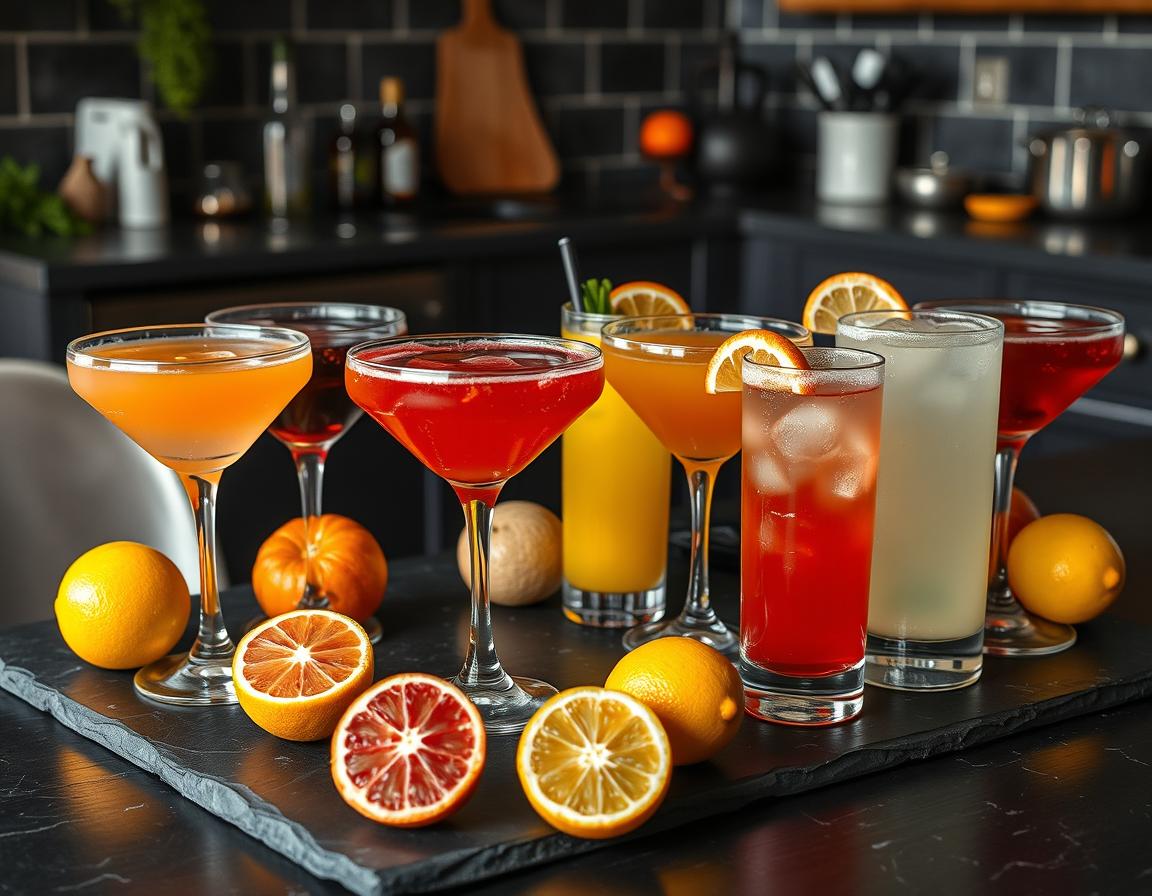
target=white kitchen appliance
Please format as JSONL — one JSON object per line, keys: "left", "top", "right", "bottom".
{"left": 75, "top": 98, "right": 169, "bottom": 228}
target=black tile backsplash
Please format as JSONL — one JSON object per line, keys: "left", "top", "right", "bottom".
{"left": 1069, "top": 46, "right": 1152, "bottom": 112}
{"left": 559, "top": 0, "right": 628, "bottom": 31}
{"left": 27, "top": 43, "right": 140, "bottom": 114}
{"left": 600, "top": 41, "right": 665, "bottom": 94}
{"left": 0, "top": 2, "right": 76, "bottom": 31}
{"left": 3, "top": 0, "right": 1152, "bottom": 202}
{"left": 0, "top": 45, "right": 16, "bottom": 116}
{"left": 360, "top": 41, "right": 436, "bottom": 102}
{"left": 305, "top": 0, "right": 395, "bottom": 30}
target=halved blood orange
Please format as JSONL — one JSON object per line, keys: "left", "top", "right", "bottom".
{"left": 802, "top": 272, "right": 908, "bottom": 335}
{"left": 233, "top": 609, "right": 373, "bottom": 742}
{"left": 330, "top": 673, "right": 486, "bottom": 828}
{"left": 704, "top": 329, "right": 810, "bottom": 394}
{"left": 609, "top": 281, "right": 691, "bottom": 316}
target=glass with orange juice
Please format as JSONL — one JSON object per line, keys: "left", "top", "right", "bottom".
{"left": 560, "top": 303, "right": 671, "bottom": 627}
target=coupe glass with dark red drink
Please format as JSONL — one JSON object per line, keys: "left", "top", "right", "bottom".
{"left": 207, "top": 303, "right": 407, "bottom": 642}
{"left": 916, "top": 300, "right": 1124, "bottom": 655}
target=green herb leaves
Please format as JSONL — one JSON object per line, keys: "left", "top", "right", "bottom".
{"left": 0, "top": 158, "right": 91, "bottom": 238}
{"left": 580, "top": 278, "right": 613, "bottom": 315}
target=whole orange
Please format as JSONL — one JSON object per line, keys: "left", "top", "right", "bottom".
{"left": 639, "top": 109, "right": 694, "bottom": 160}
{"left": 252, "top": 514, "right": 387, "bottom": 622}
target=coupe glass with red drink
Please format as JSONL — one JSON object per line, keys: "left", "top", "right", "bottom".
{"left": 916, "top": 300, "right": 1125, "bottom": 655}
{"left": 345, "top": 334, "right": 603, "bottom": 732}
{"left": 206, "top": 303, "right": 407, "bottom": 642}
{"left": 739, "top": 347, "right": 885, "bottom": 725}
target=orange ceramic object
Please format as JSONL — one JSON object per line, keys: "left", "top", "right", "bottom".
{"left": 964, "top": 193, "right": 1038, "bottom": 223}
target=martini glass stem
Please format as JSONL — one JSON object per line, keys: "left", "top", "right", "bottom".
{"left": 182, "top": 472, "right": 234, "bottom": 662}
{"left": 293, "top": 448, "right": 330, "bottom": 610}
{"left": 456, "top": 495, "right": 514, "bottom": 690}
{"left": 988, "top": 445, "right": 1022, "bottom": 612}
{"left": 680, "top": 460, "right": 720, "bottom": 627}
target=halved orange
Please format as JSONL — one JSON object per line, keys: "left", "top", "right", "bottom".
{"left": 516, "top": 686, "right": 672, "bottom": 839}
{"left": 802, "top": 272, "right": 908, "bottom": 335}
{"left": 609, "top": 281, "right": 691, "bottom": 316}
{"left": 330, "top": 673, "right": 486, "bottom": 828}
{"left": 704, "top": 329, "right": 810, "bottom": 394}
{"left": 233, "top": 608, "right": 373, "bottom": 742}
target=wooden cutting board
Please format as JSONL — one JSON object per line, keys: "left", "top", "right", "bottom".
{"left": 435, "top": 0, "right": 560, "bottom": 195}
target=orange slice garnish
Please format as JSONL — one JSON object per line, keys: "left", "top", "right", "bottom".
{"left": 802, "top": 272, "right": 908, "bottom": 335}
{"left": 233, "top": 608, "right": 373, "bottom": 742}
{"left": 516, "top": 687, "right": 671, "bottom": 839}
{"left": 609, "top": 281, "right": 691, "bottom": 316}
{"left": 330, "top": 673, "right": 486, "bottom": 828}
{"left": 704, "top": 329, "right": 810, "bottom": 394}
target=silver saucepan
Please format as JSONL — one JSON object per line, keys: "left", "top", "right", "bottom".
{"left": 1027, "top": 108, "right": 1145, "bottom": 219}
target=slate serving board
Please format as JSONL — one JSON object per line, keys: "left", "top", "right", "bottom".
{"left": 3, "top": 554, "right": 1152, "bottom": 896}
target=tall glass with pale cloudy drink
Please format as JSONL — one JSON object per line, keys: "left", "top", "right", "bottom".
{"left": 837, "top": 310, "right": 1003, "bottom": 690}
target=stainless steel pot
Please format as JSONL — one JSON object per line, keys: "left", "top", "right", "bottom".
{"left": 1027, "top": 109, "right": 1145, "bottom": 219}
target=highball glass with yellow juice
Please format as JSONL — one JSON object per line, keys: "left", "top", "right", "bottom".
{"left": 560, "top": 304, "right": 670, "bottom": 627}
{"left": 601, "top": 313, "right": 812, "bottom": 655}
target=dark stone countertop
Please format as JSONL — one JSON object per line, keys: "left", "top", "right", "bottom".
{"left": 3, "top": 190, "right": 1152, "bottom": 296}
{"left": 2, "top": 439, "right": 1152, "bottom": 895}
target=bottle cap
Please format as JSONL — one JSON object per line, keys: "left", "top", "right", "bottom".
{"left": 380, "top": 77, "right": 404, "bottom": 107}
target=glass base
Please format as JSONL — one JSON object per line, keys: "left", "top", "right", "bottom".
{"left": 246, "top": 613, "right": 384, "bottom": 645}
{"left": 561, "top": 578, "right": 666, "bottom": 628}
{"left": 622, "top": 614, "right": 739, "bottom": 656}
{"left": 451, "top": 673, "right": 558, "bottom": 735}
{"left": 984, "top": 604, "right": 1077, "bottom": 656}
{"left": 134, "top": 652, "right": 237, "bottom": 706}
{"left": 865, "top": 631, "right": 983, "bottom": 691}
{"left": 739, "top": 658, "right": 864, "bottom": 726}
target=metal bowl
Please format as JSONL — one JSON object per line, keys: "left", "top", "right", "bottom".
{"left": 895, "top": 166, "right": 970, "bottom": 209}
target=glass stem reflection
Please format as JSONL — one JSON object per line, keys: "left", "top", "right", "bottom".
{"left": 680, "top": 461, "right": 721, "bottom": 627}
{"left": 294, "top": 449, "right": 329, "bottom": 610}
{"left": 182, "top": 472, "right": 233, "bottom": 662}
{"left": 456, "top": 495, "right": 513, "bottom": 691}
{"left": 988, "top": 445, "right": 1022, "bottom": 613}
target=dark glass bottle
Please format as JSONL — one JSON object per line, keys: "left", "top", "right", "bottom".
{"left": 262, "top": 38, "right": 311, "bottom": 218}
{"left": 329, "top": 103, "right": 357, "bottom": 212}
{"left": 375, "top": 77, "right": 420, "bottom": 207}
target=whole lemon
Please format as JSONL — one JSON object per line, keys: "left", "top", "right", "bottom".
{"left": 1008, "top": 514, "right": 1125, "bottom": 625}
{"left": 605, "top": 639, "right": 742, "bottom": 766}
{"left": 56, "top": 542, "right": 190, "bottom": 669}
{"left": 456, "top": 501, "right": 562, "bottom": 606}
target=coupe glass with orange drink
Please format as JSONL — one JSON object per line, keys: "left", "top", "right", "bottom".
{"left": 346, "top": 334, "right": 603, "bottom": 732}
{"left": 67, "top": 324, "right": 312, "bottom": 705}
{"left": 738, "top": 345, "right": 885, "bottom": 724}
{"left": 916, "top": 300, "right": 1125, "bottom": 655}
{"left": 206, "top": 303, "right": 407, "bottom": 641}
{"left": 601, "top": 313, "right": 812, "bottom": 655}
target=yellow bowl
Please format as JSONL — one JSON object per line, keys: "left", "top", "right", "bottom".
{"left": 964, "top": 193, "right": 1038, "bottom": 223}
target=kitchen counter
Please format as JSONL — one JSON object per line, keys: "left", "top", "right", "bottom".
{"left": 3, "top": 438, "right": 1151, "bottom": 895}
{"left": 3, "top": 192, "right": 1152, "bottom": 297}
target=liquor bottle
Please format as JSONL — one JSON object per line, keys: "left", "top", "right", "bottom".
{"left": 329, "top": 103, "right": 357, "bottom": 212}
{"left": 375, "top": 77, "right": 420, "bottom": 207}
{"left": 263, "top": 38, "right": 311, "bottom": 218}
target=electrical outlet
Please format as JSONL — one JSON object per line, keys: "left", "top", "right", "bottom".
{"left": 973, "top": 57, "right": 1009, "bottom": 106}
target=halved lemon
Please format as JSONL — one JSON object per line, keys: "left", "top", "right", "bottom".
{"left": 609, "top": 281, "right": 691, "bottom": 316}
{"left": 233, "top": 608, "right": 373, "bottom": 742}
{"left": 704, "top": 329, "right": 810, "bottom": 394}
{"left": 331, "top": 673, "right": 486, "bottom": 828}
{"left": 802, "top": 272, "right": 908, "bottom": 335}
{"left": 516, "top": 686, "right": 672, "bottom": 839}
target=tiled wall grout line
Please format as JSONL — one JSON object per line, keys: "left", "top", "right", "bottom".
{"left": 1054, "top": 37, "right": 1072, "bottom": 112}
{"left": 347, "top": 35, "right": 362, "bottom": 104}
{"left": 957, "top": 35, "right": 975, "bottom": 111}
{"left": 14, "top": 36, "right": 28, "bottom": 119}
{"left": 585, "top": 37, "right": 600, "bottom": 99}
{"left": 394, "top": 0, "right": 409, "bottom": 37}
{"left": 664, "top": 35, "right": 681, "bottom": 101}
{"left": 628, "top": 0, "right": 643, "bottom": 36}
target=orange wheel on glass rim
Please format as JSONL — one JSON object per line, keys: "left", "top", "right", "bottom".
{"left": 609, "top": 281, "right": 691, "bottom": 317}
{"left": 330, "top": 673, "right": 486, "bottom": 828}
{"left": 704, "top": 330, "right": 810, "bottom": 394}
{"left": 802, "top": 272, "right": 908, "bottom": 335}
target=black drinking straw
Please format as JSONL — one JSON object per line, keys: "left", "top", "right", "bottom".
{"left": 558, "top": 237, "right": 584, "bottom": 312}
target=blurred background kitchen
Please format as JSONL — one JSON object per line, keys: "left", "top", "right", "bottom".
{"left": 0, "top": 0, "right": 1149, "bottom": 590}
